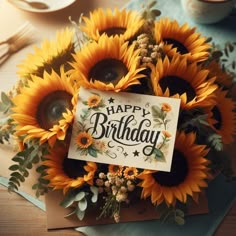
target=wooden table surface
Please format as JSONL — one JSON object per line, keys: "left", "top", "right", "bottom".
{"left": 0, "top": 0, "right": 235, "bottom": 235}
{"left": 0, "top": 184, "right": 235, "bottom": 236}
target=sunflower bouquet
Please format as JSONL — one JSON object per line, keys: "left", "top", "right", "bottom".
{"left": 0, "top": 1, "right": 236, "bottom": 225}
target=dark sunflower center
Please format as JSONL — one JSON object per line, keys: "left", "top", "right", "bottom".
{"left": 113, "top": 166, "right": 120, "bottom": 172}
{"left": 164, "top": 38, "right": 189, "bottom": 54}
{"left": 36, "top": 90, "right": 73, "bottom": 130}
{"left": 212, "top": 106, "right": 222, "bottom": 130}
{"left": 89, "top": 59, "right": 128, "bottom": 85}
{"left": 160, "top": 76, "right": 196, "bottom": 102}
{"left": 90, "top": 99, "right": 98, "bottom": 104}
{"left": 80, "top": 137, "right": 89, "bottom": 145}
{"left": 128, "top": 170, "right": 134, "bottom": 176}
{"left": 99, "top": 27, "right": 126, "bottom": 37}
{"left": 63, "top": 159, "right": 86, "bottom": 179}
{"left": 152, "top": 150, "right": 188, "bottom": 186}
{"left": 35, "top": 47, "right": 75, "bottom": 79}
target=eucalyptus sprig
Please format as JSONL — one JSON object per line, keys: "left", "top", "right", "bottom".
{"left": 8, "top": 141, "right": 48, "bottom": 193}
{"left": 60, "top": 186, "right": 99, "bottom": 220}
{"left": 157, "top": 203, "right": 186, "bottom": 226}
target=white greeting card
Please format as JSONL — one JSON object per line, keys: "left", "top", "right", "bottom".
{"left": 68, "top": 87, "right": 180, "bottom": 171}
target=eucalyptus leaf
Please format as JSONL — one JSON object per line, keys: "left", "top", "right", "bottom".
{"left": 147, "top": 0, "right": 157, "bottom": 9}
{"left": 1, "top": 92, "right": 13, "bottom": 106}
{"left": 175, "top": 215, "right": 185, "bottom": 225}
{"left": 74, "top": 191, "right": 86, "bottom": 201}
{"left": 64, "top": 208, "right": 76, "bottom": 218}
{"left": 90, "top": 186, "right": 98, "bottom": 203}
{"left": 175, "top": 209, "right": 185, "bottom": 218}
{"left": 76, "top": 207, "right": 85, "bottom": 220}
{"left": 151, "top": 9, "right": 161, "bottom": 17}
{"left": 60, "top": 192, "right": 76, "bottom": 208}
{"left": 78, "top": 198, "right": 87, "bottom": 211}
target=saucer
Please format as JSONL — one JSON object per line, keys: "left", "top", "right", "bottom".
{"left": 7, "top": 0, "right": 76, "bottom": 13}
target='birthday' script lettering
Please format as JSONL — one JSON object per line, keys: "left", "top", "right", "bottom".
{"left": 88, "top": 113, "right": 160, "bottom": 156}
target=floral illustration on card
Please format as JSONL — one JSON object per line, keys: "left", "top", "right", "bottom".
{"left": 74, "top": 93, "right": 107, "bottom": 157}
{"left": 144, "top": 102, "right": 173, "bottom": 163}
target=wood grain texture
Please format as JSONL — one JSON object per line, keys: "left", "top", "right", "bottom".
{"left": 0, "top": 184, "right": 235, "bottom": 236}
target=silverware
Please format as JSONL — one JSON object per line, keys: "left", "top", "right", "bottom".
{"left": 0, "top": 22, "right": 35, "bottom": 65}
{"left": 17, "top": 0, "right": 49, "bottom": 10}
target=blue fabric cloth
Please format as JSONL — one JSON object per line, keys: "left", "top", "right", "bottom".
{"left": 77, "top": 174, "right": 236, "bottom": 236}
{"left": 124, "top": 0, "right": 236, "bottom": 44}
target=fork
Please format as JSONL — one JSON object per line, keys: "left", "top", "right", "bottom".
{"left": 0, "top": 22, "right": 35, "bottom": 64}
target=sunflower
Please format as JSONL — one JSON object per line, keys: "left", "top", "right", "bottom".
{"left": 11, "top": 69, "right": 78, "bottom": 147}
{"left": 17, "top": 28, "right": 75, "bottom": 83}
{"left": 123, "top": 167, "right": 138, "bottom": 180}
{"left": 43, "top": 148, "right": 97, "bottom": 194}
{"left": 138, "top": 131, "right": 210, "bottom": 206}
{"left": 108, "top": 165, "right": 123, "bottom": 176}
{"left": 154, "top": 18, "right": 211, "bottom": 62}
{"left": 150, "top": 55, "right": 218, "bottom": 109}
{"left": 70, "top": 34, "right": 145, "bottom": 92}
{"left": 87, "top": 94, "right": 101, "bottom": 108}
{"left": 76, "top": 131, "right": 93, "bottom": 149}
{"left": 207, "top": 89, "right": 236, "bottom": 145}
{"left": 80, "top": 8, "right": 144, "bottom": 41}
{"left": 206, "top": 60, "right": 233, "bottom": 89}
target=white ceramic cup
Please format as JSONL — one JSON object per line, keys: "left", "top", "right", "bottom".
{"left": 181, "top": 0, "right": 236, "bottom": 24}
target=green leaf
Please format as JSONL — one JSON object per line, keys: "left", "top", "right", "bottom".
{"left": 26, "top": 162, "right": 33, "bottom": 169}
{"left": 32, "top": 155, "right": 40, "bottom": 164}
{"left": 207, "top": 133, "right": 223, "bottom": 151}
{"left": 212, "top": 50, "right": 223, "bottom": 59}
{"left": 60, "top": 191, "right": 75, "bottom": 208}
{"left": 88, "top": 148, "right": 97, "bottom": 157}
{"left": 76, "top": 207, "right": 85, "bottom": 220}
{"left": 175, "top": 209, "right": 185, "bottom": 218}
{"left": 8, "top": 182, "right": 18, "bottom": 191}
{"left": 23, "top": 170, "right": 29, "bottom": 177}
{"left": 151, "top": 105, "right": 162, "bottom": 118}
{"left": 175, "top": 215, "right": 185, "bottom": 225}
{"left": 9, "top": 165, "right": 19, "bottom": 171}
{"left": 153, "top": 148, "right": 165, "bottom": 162}
{"left": 90, "top": 186, "right": 98, "bottom": 203}
{"left": 78, "top": 198, "right": 87, "bottom": 211}
{"left": 12, "top": 157, "right": 23, "bottom": 164}
{"left": 36, "top": 165, "right": 47, "bottom": 173}
{"left": 11, "top": 172, "right": 25, "bottom": 182}
{"left": 74, "top": 191, "right": 86, "bottom": 201}
{"left": 32, "top": 183, "right": 39, "bottom": 190}
{"left": 64, "top": 208, "right": 76, "bottom": 218}
{"left": 9, "top": 177, "right": 20, "bottom": 187}
{"left": 1, "top": 92, "right": 13, "bottom": 106}
{"left": 147, "top": 0, "right": 157, "bottom": 9}
{"left": 38, "top": 178, "right": 49, "bottom": 185}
